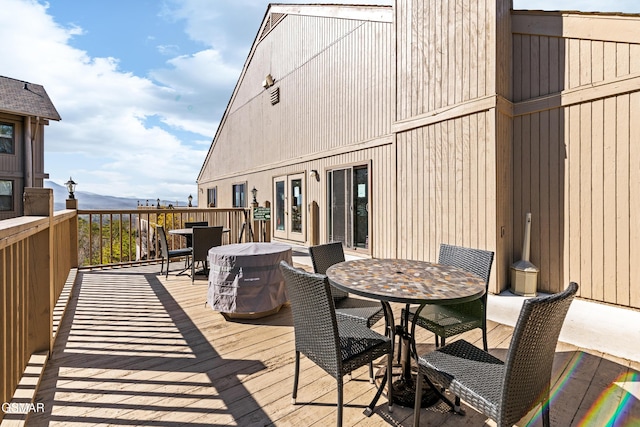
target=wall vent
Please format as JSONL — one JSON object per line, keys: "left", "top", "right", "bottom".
{"left": 260, "top": 13, "right": 286, "bottom": 41}
{"left": 270, "top": 87, "right": 280, "bottom": 105}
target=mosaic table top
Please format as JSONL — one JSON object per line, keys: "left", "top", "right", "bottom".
{"left": 326, "top": 258, "right": 486, "bottom": 305}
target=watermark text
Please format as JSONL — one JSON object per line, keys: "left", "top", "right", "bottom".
{"left": 2, "top": 402, "right": 45, "bottom": 414}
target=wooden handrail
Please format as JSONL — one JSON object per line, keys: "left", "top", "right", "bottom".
{"left": 0, "top": 189, "right": 77, "bottom": 423}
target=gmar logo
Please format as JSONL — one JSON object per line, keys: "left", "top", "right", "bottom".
{"left": 2, "top": 402, "right": 45, "bottom": 414}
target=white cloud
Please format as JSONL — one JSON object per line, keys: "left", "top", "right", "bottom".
{"left": 0, "top": 0, "right": 224, "bottom": 201}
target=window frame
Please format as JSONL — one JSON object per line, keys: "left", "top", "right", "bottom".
{"left": 0, "top": 179, "right": 14, "bottom": 211}
{"left": 232, "top": 182, "right": 247, "bottom": 208}
{"left": 0, "top": 122, "right": 15, "bottom": 155}
{"left": 207, "top": 186, "right": 217, "bottom": 207}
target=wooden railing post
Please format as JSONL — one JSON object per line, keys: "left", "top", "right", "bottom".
{"left": 66, "top": 199, "right": 79, "bottom": 269}
{"left": 23, "top": 188, "right": 53, "bottom": 354}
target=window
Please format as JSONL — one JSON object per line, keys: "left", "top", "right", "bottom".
{"left": 0, "top": 123, "right": 14, "bottom": 154}
{"left": 0, "top": 180, "right": 13, "bottom": 211}
{"left": 207, "top": 187, "right": 217, "bottom": 207}
{"left": 232, "top": 183, "right": 246, "bottom": 207}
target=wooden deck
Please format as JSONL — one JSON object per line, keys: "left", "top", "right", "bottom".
{"left": 27, "top": 264, "right": 640, "bottom": 426}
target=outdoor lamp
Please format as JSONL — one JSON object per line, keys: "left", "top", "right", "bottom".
{"left": 65, "top": 177, "right": 77, "bottom": 199}
{"left": 251, "top": 186, "right": 258, "bottom": 204}
{"left": 157, "top": 198, "right": 160, "bottom": 209}
{"left": 188, "top": 194, "right": 193, "bottom": 207}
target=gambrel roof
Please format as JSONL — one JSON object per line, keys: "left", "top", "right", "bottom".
{"left": 0, "top": 75, "right": 61, "bottom": 121}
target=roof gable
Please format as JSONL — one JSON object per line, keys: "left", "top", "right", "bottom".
{"left": 0, "top": 75, "right": 61, "bottom": 121}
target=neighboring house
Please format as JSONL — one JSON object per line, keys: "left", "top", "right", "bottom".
{"left": 197, "top": 2, "right": 640, "bottom": 311}
{"left": 0, "top": 75, "right": 61, "bottom": 220}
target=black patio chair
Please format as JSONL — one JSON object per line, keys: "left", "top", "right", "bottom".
{"left": 401, "top": 243, "right": 494, "bottom": 354}
{"left": 413, "top": 282, "right": 578, "bottom": 427}
{"left": 184, "top": 221, "right": 208, "bottom": 248}
{"left": 309, "top": 242, "right": 385, "bottom": 381}
{"left": 191, "top": 226, "right": 223, "bottom": 284}
{"left": 279, "top": 260, "right": 393, "bottom": 427}
{"left": 157, "top": 226, "right": 192, "bottom": 278}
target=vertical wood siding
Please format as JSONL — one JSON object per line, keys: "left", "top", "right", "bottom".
{"left": 512, "top": 17, "right": 640, "bottom": 307}
{"left": 396, "top": 111, "right": 498, "bottom": 283}
{"left": 395, "top": 0, "right": 497, "bottom": 121}
{"left": 393, "top": 0, "right": 510, "bottom": 293}
{"left": 202, "top": 15, "right": 392, "bottom": 181}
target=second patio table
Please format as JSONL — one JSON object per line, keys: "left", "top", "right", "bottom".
{"left": 326, "top": 258, "right": 485, "bottom": 411}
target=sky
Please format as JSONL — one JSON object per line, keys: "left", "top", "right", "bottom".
{"left": 1, "top": 0, "right": 638, "bottom": 204}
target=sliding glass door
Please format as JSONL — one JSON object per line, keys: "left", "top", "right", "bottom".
{"left": 328, "top": 165, "right": 369, "bottom": 250}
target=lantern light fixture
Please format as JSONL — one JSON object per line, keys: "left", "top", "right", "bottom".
{"left": 65, "top": 177, "right": 77, "bottom": 199}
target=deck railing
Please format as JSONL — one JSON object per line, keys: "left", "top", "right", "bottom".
{"left": 76, "top": 207, "right": 251, "bottom": 268}
{"left": 1, "top": 192, "right": 256, "bottom": 420}
{"left": 0, "top": 189, "right": 76, "bottom": 420}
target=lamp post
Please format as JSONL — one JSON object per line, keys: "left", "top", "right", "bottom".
{"left": 188, "top": 194, "right": 193, "bottom": 207}
{"left": 65, "top": 177, "right": 78, "bottom": 209}
{"left": 157, "top": 198, "right": 160, "bottom": 209}
{"left": 65, "top": 177, "right": 77, "bottom": 199}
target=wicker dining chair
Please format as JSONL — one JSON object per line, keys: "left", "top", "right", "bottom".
{"left": 184, "top": 221, "right": 208, "bottom": 248}
{"left": 309, "top": 242, "right": 385, "bottom": 327}
{"left": 279, "top": 261, "right": 393, "bottom": 427}
{"left": 309, "top": 242, "right": 386, "bottom": 382}
{"left": 413, "top": 282, "right": 578, "bottom": 427}
{"left": 157, "top": 226, "right": 192, "bottom": 278}
{"left": 401, "top": 244, "right": 494, "bottom": 353}
{"left": 191, "top": 226, "right": 223, "bottom": 284}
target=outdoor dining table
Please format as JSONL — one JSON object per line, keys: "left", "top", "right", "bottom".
{"left": 207, "top": 242, "right": 292, "bottom": 320}
{"left": 169, "top": 227, "right": 231, "bottom": 240}
{"left": 326, "top": 258, "right": 486, "bottom": 412}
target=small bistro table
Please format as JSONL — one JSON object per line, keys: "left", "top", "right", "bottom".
{"left": 326, "top": 258, "right": 486, "bottom": 411}
{"left": 169, "top": 227, "right": 231, "bottom": 241}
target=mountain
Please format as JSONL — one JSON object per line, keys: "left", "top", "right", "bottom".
{"left": 45, "top": 181, "right": 142, "bottom": 210}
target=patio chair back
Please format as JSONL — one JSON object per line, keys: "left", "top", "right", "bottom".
{"left": 157, "top": 225, "right": 170, "bottom": 259}
{"left": 500, "top": 281, "right": 579, "bottom": 426}
{"left": 309, "top": 242, "right": 348, "bottom": 299}
{"left": 438, "top": 243, "right": 494, "bottom": 286}
{"left": 184, "top": 221, "right": 208, "bottom": 247}
{"left": 191, "top": 226, "right": 223, "bottom": 283}
{"left": 157, "top": 226, "right": 192, "bottom": 278}
{"left": 280, "top": 260, "right": 341, "bottom": 376}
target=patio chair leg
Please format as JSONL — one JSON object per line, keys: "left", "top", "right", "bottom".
{"left": 292, "top": 352, "right": 300, "bottom": 404}
{"left": 369, "top": 362, "right": 374, "bottom": 383}
{"left": 337, "top": 379, "right": 344, "bottom": 427}
{"left": 413, "top": 368, "right": 424, "bottom": 425}
{"left": 482, "top": 330, "right": 488, "bottom": 351}
{"left": 542, "top": 391, "right": 551, "bottom": 427}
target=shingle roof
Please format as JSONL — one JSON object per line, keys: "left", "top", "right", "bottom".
{"left": 0, "top": 75, "right": 61, "bottom": 121}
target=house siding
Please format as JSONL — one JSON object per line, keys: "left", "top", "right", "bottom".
{"left": 512, "top": 11, "right": 640, "bottom": 306}
{"left": 198, "top": 3, "right": 640, "bottom": 309}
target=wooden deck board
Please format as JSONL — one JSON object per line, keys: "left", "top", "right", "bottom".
{"left": 24, "top": 264, "right": 640, "bottom": 426}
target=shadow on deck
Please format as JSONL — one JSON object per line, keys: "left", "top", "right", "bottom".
{"left": 25, "top": 264, "right": 640, "bottom": 426}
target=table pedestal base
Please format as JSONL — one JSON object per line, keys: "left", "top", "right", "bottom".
{"left": 391, "top": 374, "right": 439, "bottom": 408}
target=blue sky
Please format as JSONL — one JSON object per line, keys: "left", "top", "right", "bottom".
{"left": 1, "top": 0, "right": 638, "bottom": 204}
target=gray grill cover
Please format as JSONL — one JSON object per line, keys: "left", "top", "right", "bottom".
{"left": 207, "top": 242, "right": 292, "bottom": 314}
